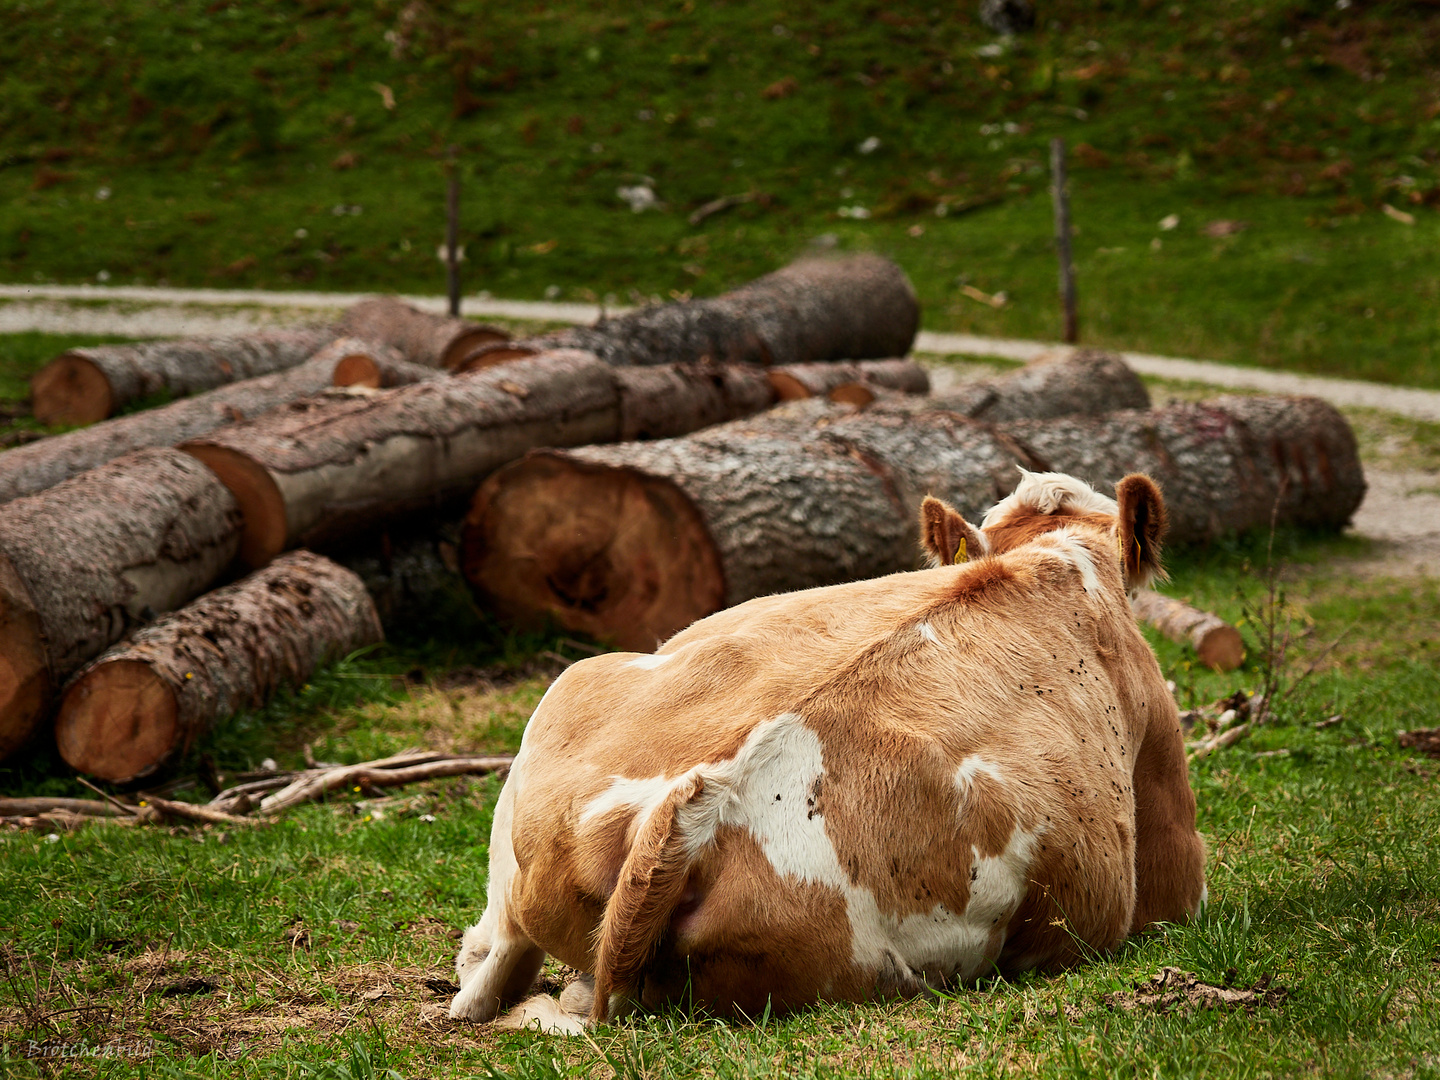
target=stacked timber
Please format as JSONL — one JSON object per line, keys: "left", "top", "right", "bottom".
{"left": 55, "top": 551, "right": 382, "bottom": 783}
{"left": 30, "top": 327, "right": 337, "bottom": 426}
{"left": 337, "top": 296, "right": 507, "bottom": 369}
{"left": 0, "top": 338, "right": 402, "bottom": 505}
{"left": 456, "top": 254, "right": 920, "bottom": 371}
{"left": 0, "top": 449, "right": 242, "bottom": 759}
{"left": 461, "top": 388, "right": 1364, "bottom": 650}
{"left": 178, "top": 353, "right": 923, "bottom": 568}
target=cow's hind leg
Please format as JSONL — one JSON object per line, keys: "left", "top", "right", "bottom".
{"left": 450, "top": 779, "right": 545, "bottom": 1022}
{"left": 450, "top": 917, "right": 545, "bottom": 1022}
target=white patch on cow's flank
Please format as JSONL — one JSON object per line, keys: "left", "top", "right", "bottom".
{"left": 579, "top": 772, "right": 676, "bottom": 827}
{"left": 668, "top": 715, "right": 1047, "bottom": 989}
{"left": 916, "top": 621, "right": 940, "bottom": 645}
{"left": 953, "top": 756, "right": 1005, "bottom": 794}
{"left": 624, "top": 652, "right": 673, "bottom": 670}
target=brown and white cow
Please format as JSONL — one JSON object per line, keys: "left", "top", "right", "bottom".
{"left": 450, "top": 469, "right": 1206, "bottom": 1033}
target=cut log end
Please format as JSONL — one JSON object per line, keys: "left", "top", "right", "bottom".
{"left": 828, "top": 384, "right": 876, "bottom": 407}
{"left": 441, "top": 327, "right": 510, "bottom": 370}
{"left": 331, "top": 352, "right": 383, "bottom": 389}
{"left": 462, "top": 452, "right": 725, "bottom": 652}
{"left": 768, "top": 371, "right": 812, "bottom": 402}
{"left": 1195, "top": 625, "right": 1246, "bottom": 673}
{"left": 55, "top": 660, "right": 180, "bottom": 784}
{"left": 181, "top": 445, "right": 286, "bottom": 568}
{"left": 30, "top": 354, "right": 114, "bottom": 426}
{"left": 0, "top": 558, "right": 53, "bottom": 760}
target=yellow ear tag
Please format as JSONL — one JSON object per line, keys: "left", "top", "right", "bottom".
{"left": 1135, "top": 537, "right": 1143, "bottom": 562}
{"left": 955, "top": 537, "right": 968, "bottom": 564}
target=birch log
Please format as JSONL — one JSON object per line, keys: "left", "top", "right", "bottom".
{"left": 0, "top": 338, "right": 400, "bottom": 505}
{"left": 456, "top": 254, "right": 920, "bottom": 371}
{"left": 0, "top": 449, "right": 242, "bottom": 760}
{"left": 179, "top": 353, "right": 782, "bottom": 568}
{"left": 30, "top": 328, "right": 337, "bottom": 426}
{"left": 337, "top": 297, "right": 507, "bottom": 369}
{"left": 55, "top": 551, "right": 382, "bottom": 783}
{"left": 462, "top": 394, "right": 1363, "bottom": 649}
{"left": 1131, "top": 590, "right": 1245, "bottom": 671}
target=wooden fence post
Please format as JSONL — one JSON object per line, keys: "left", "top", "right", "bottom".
{"left": 1051, "top": 137, "right": 1078, "bottom": 344}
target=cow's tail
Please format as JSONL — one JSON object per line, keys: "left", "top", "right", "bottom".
{"left": 589, "top": 773, "right": 713, "bottom": 1023}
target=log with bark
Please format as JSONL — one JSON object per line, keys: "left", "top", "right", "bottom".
{"left": 0, "top": 449, "right": 242, "bottom": 760}
{"left": 0, "top": 338, "right": 401, "bottom": 505}
{"left": 455, "top": 253, "right": 920, "bottom": 371}
{"left": 178, "top": 352, "right": 868, "bottom": 568}
{"left": 998, "top": 394, "right": 1366, "bottom": 543}
{"left": 461, "top": 394, "right": 1364, "bottom": 650}
{"left": 1131, "top": 590, "right": 1245, "bottom": 671}
{"left": 929, "top": 349, "right": 1150, "bottom": 420}
{"left": 55, "top": 551, "right": 383, "bottom": 783}
{"left": 29, "top": 328, "right": 338, "bottom": 427}
{"left": 337, "top": 296, "right": 507, "bottom": 369}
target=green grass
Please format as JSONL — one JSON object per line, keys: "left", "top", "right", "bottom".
{"left": 2, "top": 1, "right": 1439, "bottom": 384}
{"left": 2, "top": 526, "right": 1439, "bottom": 1078}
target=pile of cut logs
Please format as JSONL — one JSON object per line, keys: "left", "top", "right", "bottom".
{"left": 0, "top": 254, "right": 1366, "bottom": 786}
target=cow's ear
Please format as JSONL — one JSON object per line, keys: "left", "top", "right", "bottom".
{"left": 920, "top": 496, "right": 989, "bottom": 567}
{"left": 1115, "top": 473, "right": 1168, "bottom": 590}
{"left": 589, "top": 776, "right": 705, "bottom": 1023}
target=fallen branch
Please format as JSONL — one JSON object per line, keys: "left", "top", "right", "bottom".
{"left": 136, "top": 794, "right": 258, "bottom": 828}
{"left": 75, "top": 776, "right": 143, "bottom": 818}
{"left": 257, "top": 754, "right": 513, "bottom": 815}
{"left": 959, "top": 284, "right": 1007, "bottom": 309}
{"left": 1188, "top": 722, "right": 1252, "bottom": 762}
{"left": 0, "top": 797, "right": 126, "bottom": 817}
{"left": 688, "top": 192, "right": 757, "bottom": 226}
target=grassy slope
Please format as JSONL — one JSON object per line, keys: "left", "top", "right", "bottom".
{"left": 2, "top": 1, "right": 1439, "bottom": 383}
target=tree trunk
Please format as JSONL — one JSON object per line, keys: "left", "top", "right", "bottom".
{"left": 55, "top": 550, "right": 382, "bottom": 783}
{"left": 767, "top": 358, "right": 930, "bottom": 402}
{"left": 337, "top": 296, "right": 507, "bottom": 369}
{"left": 456, "top": 254, "right": 920, "bottom": 371}
{"left": 0, "top": 338, "right": 400, "bottom": 505}
{"left": 461, "top": 394, "right": 1364, "bottom": 649}
{"left": 929, "top": 349, "right": 1150, "bottom": 420}
{"left": 332, "top": 352, "right": 445, "bottom": 389}
{"left": 30, "top": 328, "right": 338, "bottom": 427}
{"left": 0, "top": 448, "right": 242, "bottom": 760}
{"left": 178, "top": 352, "right": 784, "bottom": 568}
{"left": 1131, "top": 589, "right": 1245, "bottom": 672}
{"left": 998, "top": 395, "right": 1366, "bottom": 544}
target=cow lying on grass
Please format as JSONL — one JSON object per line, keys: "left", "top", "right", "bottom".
{"left": 450, "top": 469, "right": 1207, "bottom": 1033}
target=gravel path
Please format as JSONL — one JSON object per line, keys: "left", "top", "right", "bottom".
{"left": 3, "top": 283, "right": 1436, "bottom": 577}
